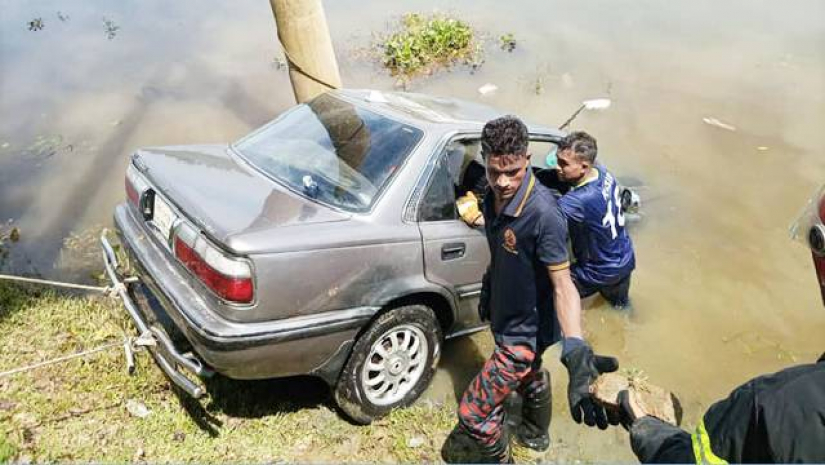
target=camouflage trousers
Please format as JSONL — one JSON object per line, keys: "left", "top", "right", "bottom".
{"left": 457, "top": 343, "right": 547, "bottom": 446}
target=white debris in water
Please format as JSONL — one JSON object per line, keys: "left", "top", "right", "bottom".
{"left": 126, "top": 399, "right": 151, "bottom": 418}
{"left": 757, "top": 146, "right": 769, "bottom": 151}
{"left": 477, "top": 83, "right": 498, "bottom": 95}
{"left": 583, "top": 98, "right": 611, "bottom": 110}
{"left": 407, "top": 436, "right": 426, "bottom": 448}
{"left": 702, "top": 117, "right": 737, "bottom": 132}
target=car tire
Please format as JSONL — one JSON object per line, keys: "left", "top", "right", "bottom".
{"left": 334, "top": 304, "right": 442, "bottom": 424}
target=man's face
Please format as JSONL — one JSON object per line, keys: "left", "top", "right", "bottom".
{"left": 485, "top": 153, "right": 530, "bottom": 203}
{"left": 556, "top": 148, "right": 590, "bottom": 184}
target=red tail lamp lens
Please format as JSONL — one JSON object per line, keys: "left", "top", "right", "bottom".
{"left": 174, "top": 237, "right": 253, "bottom": 304}
{"left": 126, "top": 176, "right": 140, "bottom": 206}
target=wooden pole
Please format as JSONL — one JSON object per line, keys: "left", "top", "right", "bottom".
{"left": 269, "top": 0, "right": 342, "bottom": 103}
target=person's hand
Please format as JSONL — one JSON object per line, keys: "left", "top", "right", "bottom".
{"left": 457, "top": 192, "right": 483, "bottom": 227}
{"left": 617, "top": 389, "right": 648, "bottom": 430}
{"left": 561, "top": 343, "right": 619, "bottom": 429}
{"left": 477, "top": 300, "right": 490, "bottom": 322}
{"left": 478, "top": 270, "right": 490, "bottom": 323}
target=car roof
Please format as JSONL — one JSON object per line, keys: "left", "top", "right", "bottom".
{"left": 334, "top": 89, "right": 564, "bottom": 138}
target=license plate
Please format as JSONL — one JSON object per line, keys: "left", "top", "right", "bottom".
{"left": 151, "top": 195, "right": 176, "bottom": 241}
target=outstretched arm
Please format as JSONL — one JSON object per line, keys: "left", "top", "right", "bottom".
{"left": 549, "top": 266, "right": 582, "bottom": 339}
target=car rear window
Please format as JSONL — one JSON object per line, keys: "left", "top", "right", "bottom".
{"left": 234, "top": 94, "right": 423, "bottom": 212}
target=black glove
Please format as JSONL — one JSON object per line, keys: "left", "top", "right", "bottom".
{"left": 478, "top": 301, "right": 490, "bottom": 323}
{"left": 617, "top": 390, "right": 636, "bottom": 431}
{"left": 561, "top": 343, "right": 619, "bottom": 429}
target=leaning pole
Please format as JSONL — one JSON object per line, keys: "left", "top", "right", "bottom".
{"left": 269, "top": 0, "right": 343, "bottom": 103}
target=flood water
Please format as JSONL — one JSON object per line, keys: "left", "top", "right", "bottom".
{"left": 2, "top": 0, "right": 824, "bottom": 461}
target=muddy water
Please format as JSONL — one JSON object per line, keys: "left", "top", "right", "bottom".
{"left": 2, "top": 0, "right": 824, "bottom": 460}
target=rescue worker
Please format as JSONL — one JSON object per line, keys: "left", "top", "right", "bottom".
{"left": 555, "top": 131, "right": 636, "bottom": 308}
{"left": 442, "top": 116, "right": 620, "bottom": 463}
{"left": 616, "top": 184, "right": 825, "bottom": 463}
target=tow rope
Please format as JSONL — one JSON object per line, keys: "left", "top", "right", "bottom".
{"left": 0, "top": 273, "right": 150, "bottom": 378}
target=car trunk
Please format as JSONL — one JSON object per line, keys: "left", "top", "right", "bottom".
{"left": 133, "top": 144, "right": 349, "bottom": 250}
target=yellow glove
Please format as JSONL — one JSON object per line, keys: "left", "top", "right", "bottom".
{"left": 457, "top": 192, "right": 483, "bottom": 227}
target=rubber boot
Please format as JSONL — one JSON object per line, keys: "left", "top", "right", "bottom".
{"left": 515, "top": 369, "right": 551, "bottom": 451}
{"left": 442, "top": 425, "right": 512, "bottom": 464}
{"left": 478, "top": 434, "right": 513, "bottom": 464}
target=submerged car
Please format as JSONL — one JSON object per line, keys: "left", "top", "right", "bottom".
{"left": 102, "top": 89, "right": 635, "bottom": 423}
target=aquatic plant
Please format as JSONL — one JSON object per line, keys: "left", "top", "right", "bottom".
{"left": 379, "top": 13, "right": 482, "bottom": 78}
{"left": 499, "top": 33, "right": 517, "bottom": 52}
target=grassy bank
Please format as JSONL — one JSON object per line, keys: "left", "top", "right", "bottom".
{"left": 0, "top": 284, "right": 464, "bottom": 461}
{"left": 0, "top": 283, "right": 636, "bottom": 462}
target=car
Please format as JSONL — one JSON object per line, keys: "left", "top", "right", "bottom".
{"left": 101, "top": 89, "right": 636, "bottom": 423}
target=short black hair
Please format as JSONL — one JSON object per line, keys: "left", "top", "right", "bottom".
{"left": 560, "top": 131, "right": 598, "bottom": 164}
{"left": 481, "top": 115, "right": 529, "bottom": 159}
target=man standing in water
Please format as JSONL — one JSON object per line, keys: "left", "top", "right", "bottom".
{"left": 555, "top": 131, "right": 636, "bottom": 308}
{"left": 443, "top": 116, "right": 619, "bottom": 463}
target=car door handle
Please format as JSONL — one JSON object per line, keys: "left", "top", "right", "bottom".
{"left": 441, "top": 242, "right": 466, "bottom": 261}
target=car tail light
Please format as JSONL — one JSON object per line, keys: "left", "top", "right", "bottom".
{"left": 173, "top": 223, "right": 254, "bottom": 304}
{"left": 125, "top": 163, "right": 149, "bottom": 210}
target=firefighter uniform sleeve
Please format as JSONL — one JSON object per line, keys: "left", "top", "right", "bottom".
{"left": 629, "top": 417, "right": 695, "bottom": 463}
{"left": 628, "top": 359, "right": 825, "bottom": 464}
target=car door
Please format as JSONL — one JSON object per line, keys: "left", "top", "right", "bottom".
{"left": 417, "top": 137, "right": 489, "bottom": 334}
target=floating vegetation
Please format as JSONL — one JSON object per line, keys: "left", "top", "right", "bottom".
{"left": 271, "top": 55, "right": 287, "bottom": 71}
{"left": 25, "top": 134, "right": 69, "bottom": 160}
{"left": 378, "top": 13, "right": 483, "bottom": 80}
{"left": 102, "top": 17, "right": 120, "bottom": 40}
{"left": 0, "top": 221, "right": 20, "bottom": 269}
{"left": 499, "top": 33, "right": 517, "bottom": 52}
{"left": 27, "top": 18, "right": 44, "bottom": 32}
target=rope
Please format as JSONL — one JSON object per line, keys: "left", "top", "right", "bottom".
{"left": 276, "top": 31, "right": 339, "bottom": 91}
{"left": 0, "top": 274, "right": 109, "bottom": 293}
{"left": 0, "top": 341, "right": 122, "bottom": 379}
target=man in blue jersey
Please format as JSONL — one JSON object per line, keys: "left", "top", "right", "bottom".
{"left": 556, "top": 132, "right": 636, "bottom": 308}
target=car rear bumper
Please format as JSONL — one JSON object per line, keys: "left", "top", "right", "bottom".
{"left": 104, "top": 204, "right": 378, "bottom": 388}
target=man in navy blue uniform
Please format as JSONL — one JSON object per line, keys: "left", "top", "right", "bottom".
{"left": 556, "top": 131, "right": 636, "bottom": 308}
{"left": 444, "top": 116, "right": 619, "bottom": 463}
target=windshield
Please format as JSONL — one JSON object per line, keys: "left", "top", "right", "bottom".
{"left": 234, "top": 94, "right": 424, "bottom": 212}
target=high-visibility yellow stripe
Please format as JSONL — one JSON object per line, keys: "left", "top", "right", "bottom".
{"left": 691, "top": 420, "right": 728, "bottom": 464}
{"left": 548, "top": 261, "right": 570, "bottom": 271}
{"left": 513, "top": 174, "right": 535, "bottom": 217}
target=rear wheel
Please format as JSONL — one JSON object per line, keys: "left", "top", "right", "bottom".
{"left": 334, "top": 305, "right": 442, "bottom": 424}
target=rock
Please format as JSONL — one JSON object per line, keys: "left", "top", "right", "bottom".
{"left": 407, "top": 436, "right": 425, "bottom": 448}
{"left": 126, "top": 399, "right": 151, "bottom": 418}
{"left": 0, "top": 400, "right": 16, "bottom": 411}
{"left": 593, "top": 372, "right": 682, "bottom": 426}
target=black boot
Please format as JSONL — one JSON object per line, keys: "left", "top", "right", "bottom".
{"left": 515, "top": 369, "right": 551, "bottom": 451}
{"left": 478, "top": 434, "right": 513, "bottom": 464}
{"left": 442, "top": 425, "right": 512, "bottom": 464}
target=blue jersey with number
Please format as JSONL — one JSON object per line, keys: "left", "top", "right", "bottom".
{"left": 558, "top": 165, "right": 635, "bottom": 286}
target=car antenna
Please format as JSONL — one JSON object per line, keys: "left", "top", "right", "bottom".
{"left": 558, "top": 98, "right": 611, "bottom": 130}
